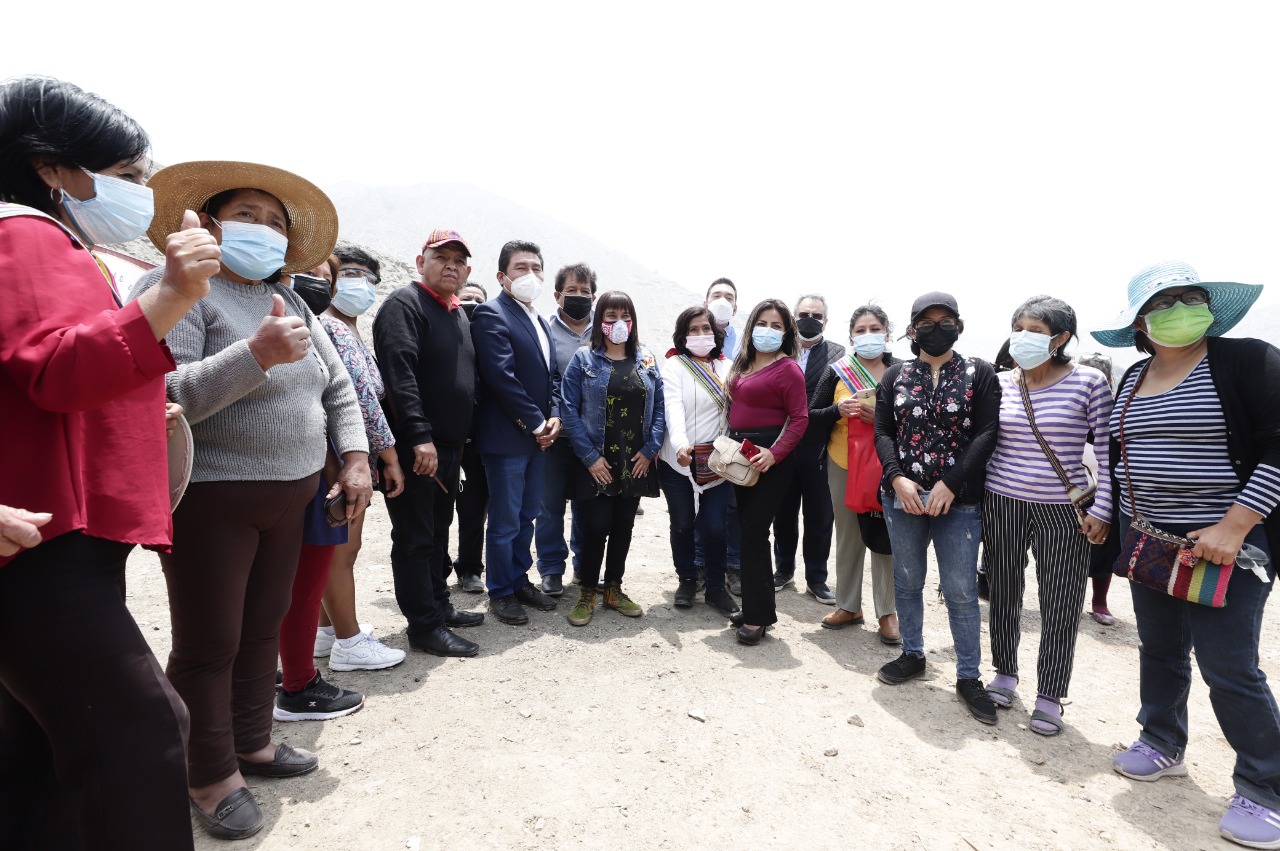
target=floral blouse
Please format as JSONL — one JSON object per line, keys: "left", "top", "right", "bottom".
{"left": 320, "top": 314, "right": 394, "bottom": 454}
{"left": 873, "top": 352, "right": 1001, "bottom": 503}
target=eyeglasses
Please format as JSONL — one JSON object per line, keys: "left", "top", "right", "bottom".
{"left": 914, "top": 318, "right": 958, "bottom": 333}
{"left": 1143, "top": 290, "right": 1208, "bottom": 313}
{"left": 797, "top": 312, "right": 825, "bottom": 321}
{"left": 338, "top": 267, "right": 379, "bottom": 284}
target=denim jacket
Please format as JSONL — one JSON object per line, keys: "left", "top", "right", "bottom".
{"left": 561, "top": 346, "right": 666, "bottom": 467}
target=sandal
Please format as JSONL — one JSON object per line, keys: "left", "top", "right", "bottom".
{"left": 1029, "top": 696, "right": 1068, "bottom": 737}
{"left": 986, "top": 674, "right": 1018, "bottom": 708}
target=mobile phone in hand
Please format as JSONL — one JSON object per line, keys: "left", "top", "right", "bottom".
{"left": 740, "top": 439, "right": 761, "bottom": 460}
{"left": 323, "top": 493, "right": 348, "bottom": 525}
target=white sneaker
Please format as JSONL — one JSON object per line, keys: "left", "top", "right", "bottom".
{"left": 313, "top": 623, "right": 374, "bottom": 658}
{"left": 328, "top": 633, "right": 405, "bottom": 672}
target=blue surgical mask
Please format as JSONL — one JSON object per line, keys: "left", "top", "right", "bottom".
{"left": 59, "top": 170, "right": 154, "bottom": 245}
{"left": 214, "top": 218, "right": 288, "bottom": 280}
{"left": 1008, "top": 330, "right": 1053, "bottom": 370}
{"left": 752, "top": 327, "right": 784, "bottom": 353}
{"left": 852, "top": 333, "right": 886, "bottom": 360}
{"left": 331, "top": 279, "right": 377, "bottom": 317}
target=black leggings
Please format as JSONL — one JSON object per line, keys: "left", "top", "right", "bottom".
{"left": 572, "top": 495, "right": 642, "bottom": 589}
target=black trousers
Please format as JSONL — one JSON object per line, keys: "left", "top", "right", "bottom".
{"left": 386, "top": 443, "right": 460, "bottom": 639}
{"left": 447, "top": 442, "right": 488, "bottom": 577}
{"left": 0, "top": 533, "right": 194, "bottom": 851}
{"left": 771, "top": 439, "right": 833, "bottom": 583}
{"left": 572, "top": 494, "right": 642, "bottom": 589}
{"left": 736, "top": 451, "right": 797, "bottom": 626}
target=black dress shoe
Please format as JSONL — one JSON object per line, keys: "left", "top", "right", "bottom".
{"left": 736, "top": 624, "right": 767, "bottom": 645}
{"left": 489, "top": 595, "right": 530, "bottom": 625}
{"left": 729, "top": 611, "right": 746, "bottom": 627}
{"left": 541, "top": 574, "right": 564, "bottom": 596}
{"left": 237, "top": 743, "right": 318, "bottom": 778}
{"left": 515, "top": 582, "right": 558, "bottom": 611}
{"left": 444, "top": 603, "right": 485, "bottom": 628}
{"left": 410, "top": 625, "right": 480, "bottom": 657}
{"left": 190, "top": 787, "right": 263, "bottom": 840}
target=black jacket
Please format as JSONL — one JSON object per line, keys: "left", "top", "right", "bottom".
{"left": 809, "top": 353, "right": 901, "bottom": 445}
{"left": 1100, "top": 335, "right": 1280, "bottom": 563}
{"left": 797, "top": 339, "right": 848, "bottom": 443}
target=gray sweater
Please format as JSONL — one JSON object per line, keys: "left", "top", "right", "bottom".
{"left": 130, "top": 269, "right": 366, "bottom": 483}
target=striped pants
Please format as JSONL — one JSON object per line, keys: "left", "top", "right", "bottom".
{"left": 982, "top": 490, "right": 1090, "bottom": 699}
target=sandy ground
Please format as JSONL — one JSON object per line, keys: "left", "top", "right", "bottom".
{"left": 122, "top": 495, "right": 1279, "bottom": 851}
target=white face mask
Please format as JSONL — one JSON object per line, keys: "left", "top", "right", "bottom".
{"left": 685, "top": 334, "right": 716, "bottom": 357}
{"left": 707, "top": 298, "right": 734, "bottom": 326}
{"left": 507, "top": 272, "right": 543, "bottom": 304}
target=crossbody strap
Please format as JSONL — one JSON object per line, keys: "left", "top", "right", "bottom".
{"left": 1116, "top": 364, "right": 1194, "bottom": 545}
{"left": 1017, "top": 370, "right": 1087, "bottom": 499}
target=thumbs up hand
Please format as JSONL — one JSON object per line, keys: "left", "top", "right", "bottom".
{"left": 248, "top": 293, "right": 312, "bottom": 370}
{"left": 159, "top": 209, "right": 221, "bottom": 301}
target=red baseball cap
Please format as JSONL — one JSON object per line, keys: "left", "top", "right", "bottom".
{"left": 422, "top": 228, "right": 471, "bottom": 257}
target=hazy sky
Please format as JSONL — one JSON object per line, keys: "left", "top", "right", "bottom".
{"left": 6, "top": 2, "right": 1278, "bottom": 360}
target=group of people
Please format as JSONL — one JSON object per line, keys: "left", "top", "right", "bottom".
{"left": 1, "top": 75, "right": 1277, "bottom": 851}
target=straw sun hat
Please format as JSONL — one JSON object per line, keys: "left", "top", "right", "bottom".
{"left": 146, "top": 161, "right": 338, "bottom": 275}
{"left": 1089, "top": 261, "right": 1263, "bottom": 349}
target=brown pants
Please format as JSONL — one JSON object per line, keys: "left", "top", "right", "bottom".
{"left": 161, "top": 475, "right": 318, "bottom": 787}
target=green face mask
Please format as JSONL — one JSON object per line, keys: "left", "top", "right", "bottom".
{"left": 1143, "top": 302, "right": 1214, "bottom": 348}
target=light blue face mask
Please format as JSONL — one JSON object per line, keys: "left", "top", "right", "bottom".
{"left": 214, "top": 218, "right": 288, "bottom": 280}
{"left": 851, "top": 333, "right": 887, "bottom": 360}
{"left": 331, "top": 279, "right": 376, "bottom": 317}
{"left": 1008, "top": 330, "right": 1053, "bottom": 370}
{"left": 60, "top": 170, "right": 154, "bottom": 245}
{"left": 752, "top": 326, "right": 784, "bottom": 353}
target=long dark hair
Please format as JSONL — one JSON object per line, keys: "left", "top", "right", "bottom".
{"left": 590, "top": 290, "right": 640, "bottom": 357}
{"left": 672, "top": 305, "right": 725, "bottom": 359}
{"left": 730, "top": 298, "right": 798, "bottom": 383}
{"left": 0, "top": 77, "right": 149, "bottom": 216}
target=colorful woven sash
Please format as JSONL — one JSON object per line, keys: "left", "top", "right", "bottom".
{"left": 677, "top": 355, "right": 726, "bottom": 410}
{"left": 832, "top": 355, "right": 877, "bottom": 395}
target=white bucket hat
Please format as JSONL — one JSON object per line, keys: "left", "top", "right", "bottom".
{"left": 1089, "top": 261, "right": 1262, "bottom": 348}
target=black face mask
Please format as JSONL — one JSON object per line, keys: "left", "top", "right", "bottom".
{"left": 796, "top": 317, "right": 824, "bottom": 340}
{"left": 292, "top": 274, "right": 332, "bottom": 315}
{"left": 914, "top": 324, "right": 960, "bottom": 357}
{"left": 461, "top": 302, "right": 479, "bottom": 319}
{"left": 561, "top": 295, "right": 592, "bottom": 321}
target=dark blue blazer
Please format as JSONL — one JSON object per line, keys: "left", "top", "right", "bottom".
{"left": 470, "top": 290, "right": 561, "bottom": 456}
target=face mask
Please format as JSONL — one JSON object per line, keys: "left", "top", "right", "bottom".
{"left": 796, "top": 316, "right": 824, "bottom": 341}
{"left": 331, "top": 279, "right": 376, "bottom": 317}
{"left": 291, "top": 274, "right": 332, "bottom": 315}
{"left": 602, "top": 319, "right": 632, "bottom": 344}
{"left": 507, "top": 272, "right": 542, "bottom": 304}
{"left": 684, "top": 334, "right": 716, "bottom": 357}
{"left": 914, "top": 324, "right": 959, "bottom": 357}
{"left": 216, "top": 219, "right": 288, "bottom": 280}
{"left": 1143, "top": 302, "right": 1214, "bottom": 348}
{"left": 561, "top": 294, "right": 592, "bottom": 321}
{"left": 752, "top": 327, "right": 784, "bottom": 353}
{"left": 851, "top": 333, "right": 886, "bottom": 360}
{"left": 59, "top": 170, "right": 154, "bottom": 245}
{"left": 1008, "top": 330, "right": 1053, "bottom": 370}
{"left": 461, "top": 302, "right": 479, "bottom": 319}
{"left": 707, "top": 298, "right": 734, "bottom": 326}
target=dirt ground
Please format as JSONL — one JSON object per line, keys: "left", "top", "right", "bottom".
{"left": 122, "top": 495, "right": 1279, "bottom": 851}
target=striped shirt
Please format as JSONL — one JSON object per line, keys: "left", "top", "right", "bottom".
{"left": 1111, "top": 357, "right": 1280, "bottom": 524}
{"left": 986, "top": 366, "right": 1114, "bottom": 519}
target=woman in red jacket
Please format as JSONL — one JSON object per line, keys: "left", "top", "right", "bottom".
{"left": 0, "top": 77, "right": 218, "bottom": 850}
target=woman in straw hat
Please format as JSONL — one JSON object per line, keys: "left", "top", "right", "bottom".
{"left": 0, "top": 76, "right": 215, "bottom": 850}
{"left": 1092, "top": 262, "right": 1280, "bottom": 849}
{"left": 129, "top": 161, "right": 372, "bottom": 840}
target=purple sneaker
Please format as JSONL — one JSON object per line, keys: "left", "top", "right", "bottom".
{"left": 1220, "top": 794, "right": 1280, "bottom": 849}
{"left": 1112, "top": 741, "right": 1188, "bottom": 781}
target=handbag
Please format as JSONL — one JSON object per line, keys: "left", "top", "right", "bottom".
{"left": 1110, "top": 363, "right": 1232, "bottom": 607}
{"left": 1016, "top": 370, "right": 1097, "bottom": 527}
{"left": 708, "top": 401, "right": 760, "bottom": 487}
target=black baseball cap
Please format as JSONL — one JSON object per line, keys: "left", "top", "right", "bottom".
{"left": 910, "top": 291, "right": 960, "bottom": 323}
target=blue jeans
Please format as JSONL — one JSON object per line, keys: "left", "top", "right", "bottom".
{"left": 883, "top": 494, "right": 984, "bottom": 679}
{"left": 658, "top": 460, "right": 733, "bottom": 592}
{"left": 1123, "top": 513, "right": 1280, "bottom": 809}
{"left": 535, "top": 439, "right": 582, "bottom": 577}
{"left": 696, "top": 491, "right": 741, "bottom": 572}
{"left": 483, "top": 452, "right": 547, "bottom": 600}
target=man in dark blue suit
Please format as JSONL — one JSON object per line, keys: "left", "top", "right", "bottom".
{"left": 470, "top": 240, "right": 563, "bottom": 624}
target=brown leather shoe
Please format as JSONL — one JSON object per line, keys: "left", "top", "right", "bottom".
{"left": 878, "top": 613, "right": 902, "bottom": 645}
{"left": 821, "top": 608, "right": 864, "bottom": 630}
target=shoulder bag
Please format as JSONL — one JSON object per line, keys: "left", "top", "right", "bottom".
{"left": 708, "top": 398, "right": 759, "bottom": 487}
{"left": 1016, "top": 370, "right": 1097, "bottom": 527}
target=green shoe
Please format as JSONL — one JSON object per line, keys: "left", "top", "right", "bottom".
{"left": 568, "top": 589, "right": 597, "bottom": 627}
{"left": 603, "top": 583, "right": 642, "bottom": 618}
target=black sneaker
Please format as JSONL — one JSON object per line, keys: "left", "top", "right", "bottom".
{"left": 273, "top": 672, "right": 364, "bottom": 722}
{"left": 957, "top": 678, "right": 998, "bottom": 725}
{"left": 726, "top": 569, "right": 742, "bottom": 597}
{"left": 877, "top": 652, "right": 927, "bottom": 685}
{"left": 674, "top": 579, "right": 697, "bottom": 608}
{"left": 807, "top": 582, "right": 836, "bottom": 605}
{"left": 704, "top": 587, "right": 740, "bottom": 617}
{"left": 773, "top": 571, "right": 795, "bottom": 592}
